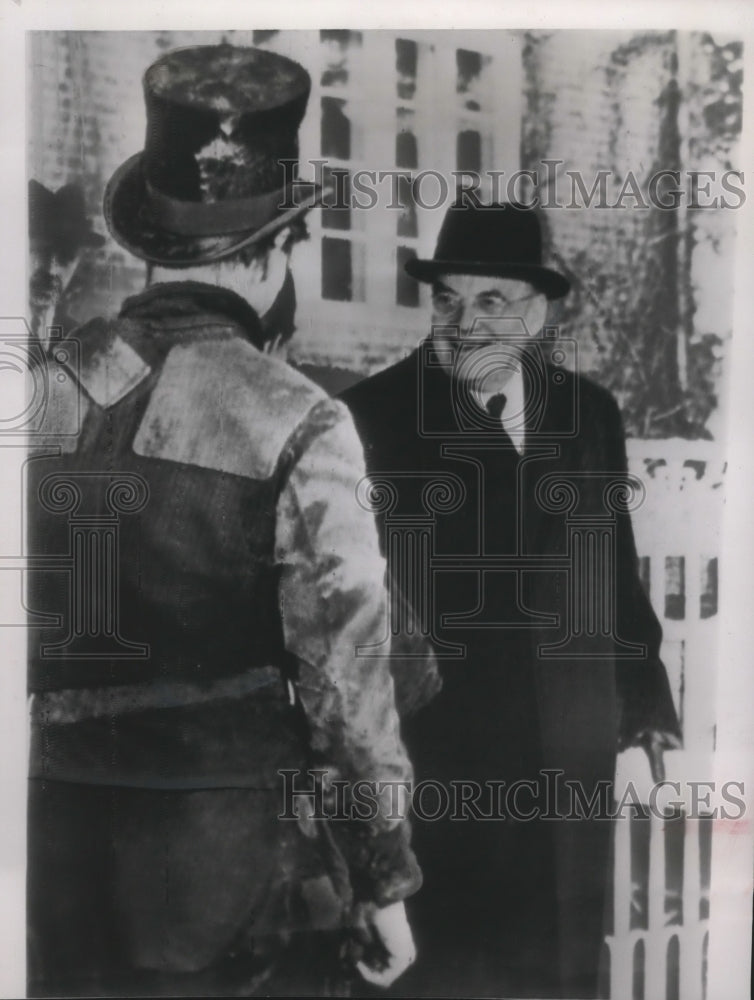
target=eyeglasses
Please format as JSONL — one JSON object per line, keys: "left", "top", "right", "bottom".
{"left": 431, "top": 288, "right": 539, "bottom": 318}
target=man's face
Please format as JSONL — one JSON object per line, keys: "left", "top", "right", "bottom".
{"left": 29, "top": 242, "right": 80, "bottom": 316}
{"left": 430, "top": 272, "right": 548, "bottom": 389}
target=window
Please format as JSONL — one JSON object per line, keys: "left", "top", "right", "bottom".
{"left": 252, "top": 30, "right": 522, "bottom": 361}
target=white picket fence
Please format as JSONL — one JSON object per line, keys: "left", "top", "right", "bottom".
{"left": 604, "top": 439, "right": 724, "bottom": 1000}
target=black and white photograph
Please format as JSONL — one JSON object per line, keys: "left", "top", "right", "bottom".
{"left": 1, "top": 3, "right": 752, "bottom": 998}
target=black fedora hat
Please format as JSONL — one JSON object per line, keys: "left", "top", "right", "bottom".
{"left": 29, "top": 180, "right": 105, "bottom": 257}
{"left": 405, "top": 201, "right": 570, "bottom": 300}
{"left": 105, "top": 44, "right": 324, "bottom": 267}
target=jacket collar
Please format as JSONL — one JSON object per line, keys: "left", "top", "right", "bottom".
{"left": 68, "top": 281, "right": 264, "bottom": 411}
{"left": 120, "top": 280, "right": 263, "bottom": 345}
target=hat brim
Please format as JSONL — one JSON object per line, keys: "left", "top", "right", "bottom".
{"left": 404, "top": 258, "right": 570, "bottom": 300}
{"left": 104, "top": 154, "right": 324, "bottom": 267}
{"left": 29, "top": 230, "right": 105, "bottom": 252}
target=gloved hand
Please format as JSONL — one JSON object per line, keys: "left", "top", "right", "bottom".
{"left": 633, "top": 727, "right": 683, "bottom": 782}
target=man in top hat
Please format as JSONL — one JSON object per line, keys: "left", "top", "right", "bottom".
{"left": 341, "top": 201, "right": 682, "bottom": 998}
{"left": 28, "top": 179, "right": 105, "bottom": 351}
{"left": 26, "top": 44, "right": 428, "bottom": 997}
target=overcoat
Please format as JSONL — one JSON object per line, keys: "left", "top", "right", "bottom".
{"left": 342, "top": 343, "right": 680, "bottom": 997}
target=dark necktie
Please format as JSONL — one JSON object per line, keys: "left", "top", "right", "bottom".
{"left": 485, "top": 392, "right": 516, "bottom": 449}
{"left": 485, "top": 391, "right": 507, "bottom": 422}
{"left": 482, "top": 390, "right": 519, "bottom": 554}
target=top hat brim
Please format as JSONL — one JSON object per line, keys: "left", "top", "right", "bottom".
{"left": 104, "top": 154, "right": 324, "bottom": 268}
{"left": 404, "top": 257, "right": 570, "bottom": 300}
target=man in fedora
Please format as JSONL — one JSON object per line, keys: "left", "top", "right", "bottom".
{"left": 341, "top": 201, "right": 681, "bottom": 998}
{"left": 26, "top": 45, "right": 425, "bottom": 997}
{"left": 28, "top": 179, "right": 105, "bottom": 351}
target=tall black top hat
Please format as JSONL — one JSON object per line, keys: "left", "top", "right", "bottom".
{"left": 29, "top": 180, "right": 105, "bottom": 258}
{"left": 105, "top": 44, "right": 322, "bottom": 267}
{"left": 405, "top": 201, "right": 570, "bottom": 300}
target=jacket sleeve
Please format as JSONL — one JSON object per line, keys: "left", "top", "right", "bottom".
{"left": 387, "top": 601, "right": 442, "bottom": 719}
{"left": 602, "top": 392, "right": 683, "bottom": 748}
{"left": 274, "top": 396, "right": 422, "bottom": 906}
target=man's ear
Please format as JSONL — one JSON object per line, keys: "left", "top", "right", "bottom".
{"left": 527, "top": 292, "right": 549, "bottom": 337}
{"left": 262, "top": 331, "right": 286, "bottom": 356}
{"left": 273, "top": 225, "right": 292, "bottom": 254}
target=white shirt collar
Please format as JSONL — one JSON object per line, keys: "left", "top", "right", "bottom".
{"left": 476, "top": 367, "right": 526, "bottom": 454}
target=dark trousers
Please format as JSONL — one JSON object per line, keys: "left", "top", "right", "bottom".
{"left": 27, "top": 780, "right": 347, "bottom": 997}
{"left": 389, "top": 637, "right": 562, "bottom": 998}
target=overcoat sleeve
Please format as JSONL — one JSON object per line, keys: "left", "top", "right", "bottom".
{"left": 602, "top": 391, "right": 683, "bottom": 749}
{"left": 339, "top": 373, "right": 442, "bottom": 721}
{"left": 274, "top": 397, "right": 422, "bottom": 906}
